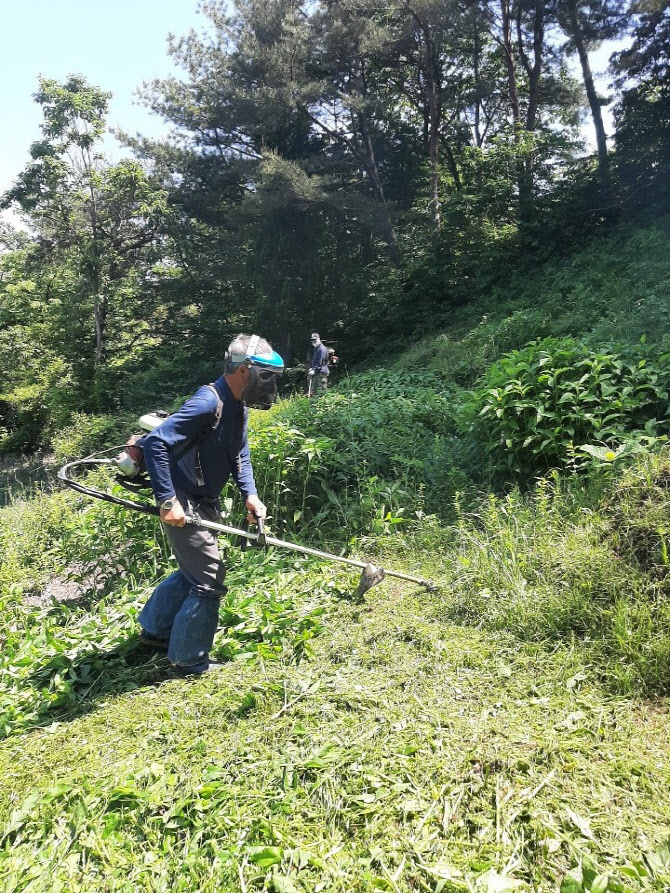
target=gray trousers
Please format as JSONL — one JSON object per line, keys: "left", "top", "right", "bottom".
{"left": 163, "top": 495, "right": 227, "bottom": 596}
{"left": 139, "top": 495, "right": 226, "bottom": 669}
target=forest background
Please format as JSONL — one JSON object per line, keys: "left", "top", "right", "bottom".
{"left": 1, "top": 0, "right": 668, "bottom": 452}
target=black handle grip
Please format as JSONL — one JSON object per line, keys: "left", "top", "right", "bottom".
{"left": 239, "top": 517, "right": 249, "bottom": 551}
{"left": 251, "top": 511, "right": 267, "bottom": 547}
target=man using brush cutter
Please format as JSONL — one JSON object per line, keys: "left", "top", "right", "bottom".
{"left": 137, "top": 333, "right": 284, "bottom": 677}
{"left": 307, "top": 332, "right": 329, "bottom": 397}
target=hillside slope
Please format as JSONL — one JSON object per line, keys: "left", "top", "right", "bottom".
{"left": 1, "top": 218, "right": 670, "bottom": 891}
{"left": 1, "top": 574, "right": 669, "bottom": 892}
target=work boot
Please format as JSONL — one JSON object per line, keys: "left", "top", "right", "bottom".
{"left": 170, "top": 660, "right": 226, "bottom": 678}
{"left": 138, "top": 629, "right": 169, "bottom": 651}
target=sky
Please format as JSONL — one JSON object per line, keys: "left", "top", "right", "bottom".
{"left": 0, "top": 0, "right": 207, "bottom": 197}
{"left": 1, "top": 1, "right": 625, "bottom": 228}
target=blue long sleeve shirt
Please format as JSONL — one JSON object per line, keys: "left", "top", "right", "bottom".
{"left": 311, "top": 343, "right": 329, "bottom": 373}
{"left": 141, "top": 376, "right": 257, "bottom": 504}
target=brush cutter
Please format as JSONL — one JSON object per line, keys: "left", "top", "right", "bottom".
{"left": 58, "top": 450, "right": 436, "bottom": 596}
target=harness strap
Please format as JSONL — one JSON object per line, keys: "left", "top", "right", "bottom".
{"left": 172, "top": 384, "right": 223, "bottom": 488}
{"left": 193, "top": 384, "right": 223, "bottom": 488}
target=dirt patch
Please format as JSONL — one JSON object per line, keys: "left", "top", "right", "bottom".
{"left": 23, "top": 564, "right": 98, "bottom": 610}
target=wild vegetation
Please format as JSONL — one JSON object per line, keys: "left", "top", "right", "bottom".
{"left": 2, "top": 0, "right": 670, "bottom": 449}
{"left": 3, "top": 275, "right": 670, "bottom": 888}
{"left": 1, "top": 0, "right": 670, "bottom": 889}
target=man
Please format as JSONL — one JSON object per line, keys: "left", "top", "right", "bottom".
{"left": 138, "top": 333, "right": 284, "bottom": 676}
{"left": 308, "top": 332, "right": 329, "bottom": 397}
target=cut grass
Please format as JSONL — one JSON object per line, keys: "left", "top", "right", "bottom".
{"left": 3, "top": 445, "right": 670, "bottom": 891}
{"left": 0, "top": 574, "right": 669, "bottom": 892}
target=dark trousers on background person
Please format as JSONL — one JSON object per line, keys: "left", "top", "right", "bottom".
{"left": 138, "top": 495, "right": 226, "bottom": 673}
{"left": 308, "top": 371, "right": 328, "bottom": 396}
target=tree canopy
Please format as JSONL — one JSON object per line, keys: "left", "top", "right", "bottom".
{"left": 1, "top": 0, "right": 668, "bottom": 451}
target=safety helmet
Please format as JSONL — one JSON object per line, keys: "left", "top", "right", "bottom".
{"left": 228, "top": 334, "right": 284, "bottom": 373}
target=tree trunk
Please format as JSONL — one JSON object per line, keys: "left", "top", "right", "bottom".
{"left": 473, "top": 22, "right": 484, "bottom": 148}
{"left": 516, "top": 0, "right": 546, "bottom": 215}
{"left": 427, "top": 76, "right": 442, "bottom": 228}
{"left": 351, "top": 62, "right": 403, "bottom": 267}
{"left": 404, "top": 2, "right": 442, "bottom": 229}
{"left": 443, "top": 139, "right": 461, "bottom": 189}
{"left": 93, "top": 288, "right": 108, "bottom": 368}
{"left": 566, "top": 0, "right": 609, "bottom": 174}
{"left": 517, "top": 0, "right": 545, "bottom": 132}
{"left": 500, "top": 0, "right": 531, "bottom": 215}
{"left": 279, "top": 328, "right": 293, "bottom": 369}
{"left": 501, "top": 0, "right": 522, "bottom": 130}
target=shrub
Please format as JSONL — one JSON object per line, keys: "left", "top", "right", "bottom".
{"left": 51, "top": 412, "right": 138, "bottom": 463}
{"left": 219, "top": 370, "right": 463, "bottom": 540}
{"left": 463, "top": 336, "right": 670, "bottom": 483}
{"left": 0, "top": 384, "right": 49, "bottom": 455}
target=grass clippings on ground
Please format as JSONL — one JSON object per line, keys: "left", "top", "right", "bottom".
{"left": 0, "top": 575, "right": 669, "bottom": 893}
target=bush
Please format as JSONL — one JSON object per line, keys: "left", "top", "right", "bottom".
{"left": 51, "top": 412, "right": 138, "bottom": 463}
{"left": 463, "top": 336, "right": 670, "bottom": 483}
{"left": 0, "top": 384, "right": 49, "bottom": 455}
{"left": 224, "top": 370, "right": 462, "bottom": 541}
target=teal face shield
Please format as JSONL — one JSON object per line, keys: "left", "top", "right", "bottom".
{"left": 230, "top": 335, "right": 284, "bottom": 410}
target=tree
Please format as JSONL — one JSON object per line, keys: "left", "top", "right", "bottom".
{"left": 613, "top": 0, "right": 670, "bottom": 207}
{"left": 554, "top": 0, "right": 629, "bottom": 174}
{"left": 3, "top": 76, "right": 167, "bottom": 406}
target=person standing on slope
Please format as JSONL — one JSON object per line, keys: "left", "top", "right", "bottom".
{"left": 138, "top": 333, "right": 284, "bottom": 676}
{"left": 307, "top": 332, "right": 329, "bottom": 397}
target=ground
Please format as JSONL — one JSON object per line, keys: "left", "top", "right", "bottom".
{"left": 0, "top": 574, "right": 668, "bottom": 892}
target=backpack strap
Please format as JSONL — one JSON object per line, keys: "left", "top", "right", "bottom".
{"left": 173, "top": 385, "right": 224, "bottom": 489}
{"left": 191, "top": 384, "right": 223, "bottom": 488}
{"left": 205, "top": 384, "right": 224, "bottom": 429}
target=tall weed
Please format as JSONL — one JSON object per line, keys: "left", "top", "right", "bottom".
{"left": 446, "top": 470, "right": 670, "bottom": 693}
{"left": 463, "top": 337, "right": 670, "bottom": 483}
{"left": 243, "top": 371, "right": 462, "bottom": 539}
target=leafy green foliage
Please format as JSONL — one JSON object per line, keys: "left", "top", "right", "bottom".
{"left": 0, "top": 487, "right": 331, "bottom": 738}
{"left": 0, "top": 491, "right": 78, "bottom": 593}
{"left": 51, "top": 412, "right": 137, "bottom": 463}
{"left": 463, "top": 337, "right": 670, "bottom": 482}
{"left": 240, "top": 370, "right": 462, "bottom": 541}
{"left": 2, "top": 76, "right": 169, "bottom": 434}
{"left": 3, "top": 351, "right": 670, "bottom": 891}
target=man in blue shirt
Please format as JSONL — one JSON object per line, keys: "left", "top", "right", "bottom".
{"left": 308, "top": 332, "right": 329, "bottom": 396}
{"left": 138, "top": 333, "right": 284, "bottom": 676}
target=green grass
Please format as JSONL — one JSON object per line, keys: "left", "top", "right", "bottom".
{"left": 1, "top": 573, "right": 669, "bottom": 892}
{"left": 2, "top": 457, "right": 670, "bottom": 890}
{"left": 393, "top": 218, "right": 670, "bottom": 389}
{"left": 2, "top": 215, "right": 670, "bottom": 890}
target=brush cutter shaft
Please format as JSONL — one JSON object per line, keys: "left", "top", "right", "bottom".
{"left": 187, "top": 514, "right": 434, "bottom": 588}
{"left": 57, "top": 453, "right": 435, "bottom": 591}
